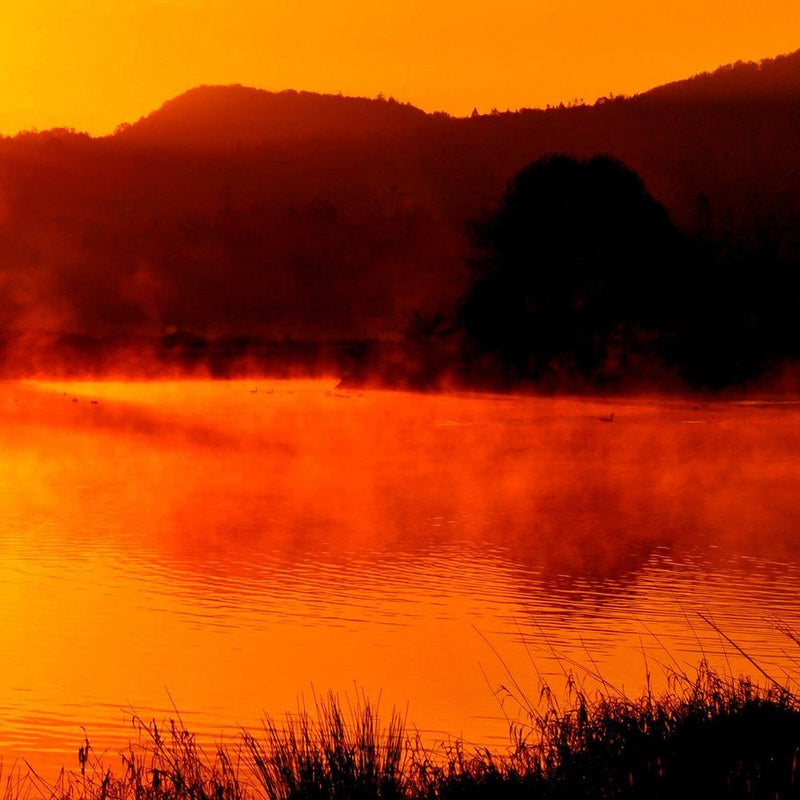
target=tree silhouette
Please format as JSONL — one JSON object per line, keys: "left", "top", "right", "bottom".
{"left": 458, "top": 154, "right": 688, "bottom": 385}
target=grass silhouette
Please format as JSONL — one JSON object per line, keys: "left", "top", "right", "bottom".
{"left": 8, "top": 654, "right": 798, "bottom": 800}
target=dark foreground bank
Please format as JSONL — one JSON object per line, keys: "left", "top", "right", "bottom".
{"left": 15, "top": 661, "right": 800, "bottom": 800}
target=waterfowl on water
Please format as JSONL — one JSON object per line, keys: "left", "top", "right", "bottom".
{"left": 599, "top": 412, "right": 615, "bottom": 422}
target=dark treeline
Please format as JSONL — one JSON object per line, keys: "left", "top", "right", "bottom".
{"left": 451, "top": 155, "right": 800, "bottom": 390}
{"left": 1, "top": 50, "right": 799, "bottom": 386}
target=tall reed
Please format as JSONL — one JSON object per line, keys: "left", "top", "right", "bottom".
{"left": 13, "top": 660, "right": 800, "bottom": 800}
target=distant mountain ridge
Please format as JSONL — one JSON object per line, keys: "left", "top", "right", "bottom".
{"left": 638, "top": 48, "right": 800, "bottom": 102}
{"left": 115, "top": 85, "right": 430, "bottom": 149}
{"left": 112, "top": 48, "right": 800, "bottom": 150}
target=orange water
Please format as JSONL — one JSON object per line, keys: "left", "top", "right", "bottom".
{"left": 2, "top": 379, "right": 800, "bottom": 776}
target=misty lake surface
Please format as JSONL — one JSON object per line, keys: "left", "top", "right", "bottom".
{"left": 2, "top": 378, "right": 800, "bottom": 774}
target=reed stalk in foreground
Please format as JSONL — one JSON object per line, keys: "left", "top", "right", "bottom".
{"left": 11, "top": 662, "right": 800, "bottom": 800}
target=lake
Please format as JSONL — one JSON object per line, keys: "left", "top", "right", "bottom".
{"left": 1, "top": 379, "right": 800, "bottom": 776}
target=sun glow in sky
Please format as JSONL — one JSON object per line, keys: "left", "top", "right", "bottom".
{"left": 0, "top": 0, "right": 799, "bottom": 135}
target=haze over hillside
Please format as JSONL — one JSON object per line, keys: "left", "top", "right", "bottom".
{"left": 0, "top": 48, "right": 798, "bottom": 379}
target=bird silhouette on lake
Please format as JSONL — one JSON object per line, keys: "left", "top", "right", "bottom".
{"left": 599, "top": 412, "right": 615, "bottom": 422}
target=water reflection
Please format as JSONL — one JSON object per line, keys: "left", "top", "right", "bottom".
{"left": 1, "top": 380, "right": 800, "bottom": 774}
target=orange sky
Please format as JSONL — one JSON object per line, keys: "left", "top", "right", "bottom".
{"left": 0, "top": 0, "right": 798, "bottom": 136}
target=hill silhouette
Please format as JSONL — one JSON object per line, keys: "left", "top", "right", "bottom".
{"left": 115, "top": 85, "right": 429, "bottom": 149}
{"left": 639, "top": 49, "right": 800, "bottom": 103}
{"left": 0, "top": 48, "right": 798, "bottom": 383}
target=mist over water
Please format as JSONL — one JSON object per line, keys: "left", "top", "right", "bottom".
{"left": 2, "top": 379, "right": 800, "bottom": 776}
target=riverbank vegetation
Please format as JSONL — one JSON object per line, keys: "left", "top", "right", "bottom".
{"left": 16, "top": 660, "right": 800, "bottom": 800}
